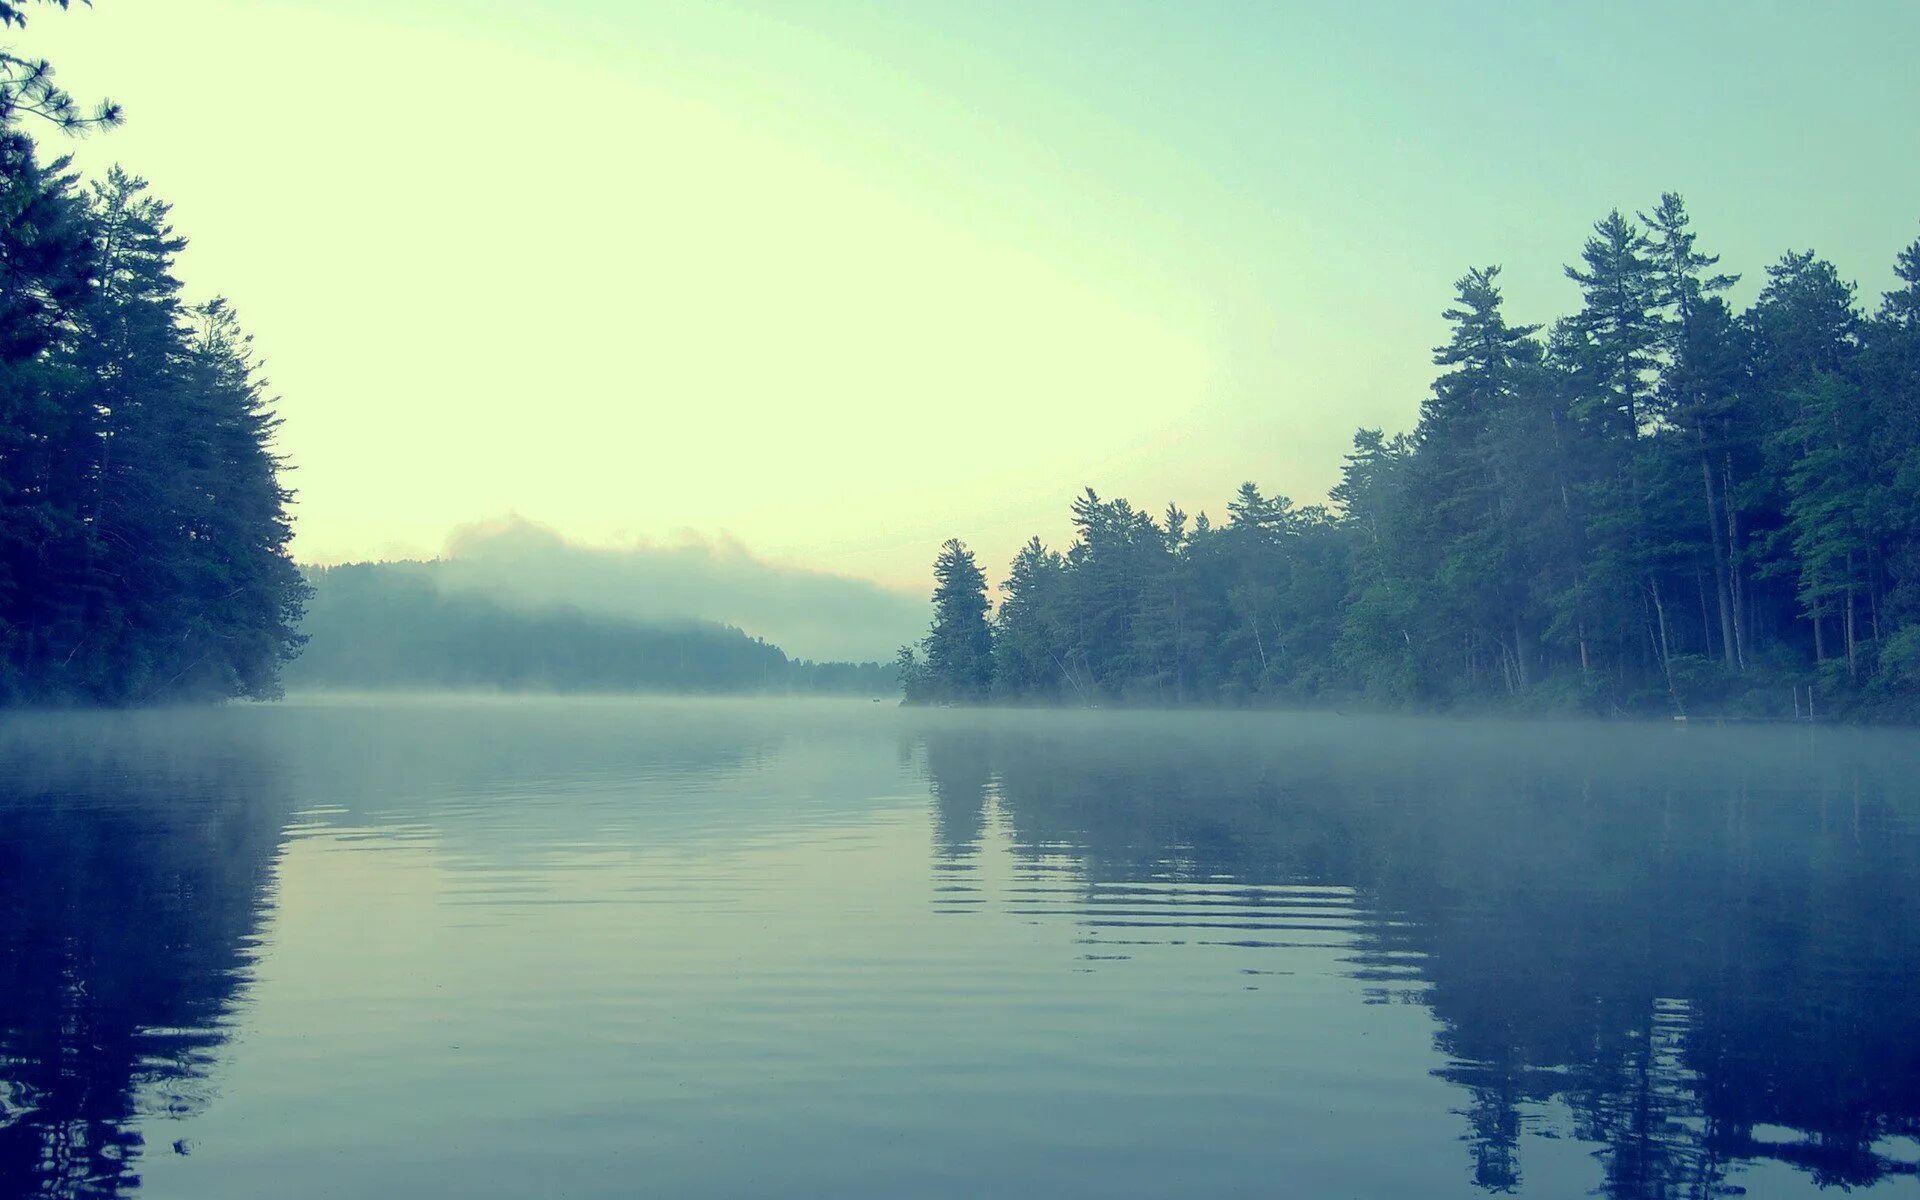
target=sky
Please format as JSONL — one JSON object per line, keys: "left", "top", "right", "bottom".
{"left": 23, "top": 0, "right": 1920, "bottom": 595}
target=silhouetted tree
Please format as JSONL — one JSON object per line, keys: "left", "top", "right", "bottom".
{"left": 0, "top": 8, "right": 306, "bottom": 706}
{"left": 913, "top": 202, "right": 1920, "bottom": 720}
{"left": 916, "top": 538, "right": 992, "bottom": 701}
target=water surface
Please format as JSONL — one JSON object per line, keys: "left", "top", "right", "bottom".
{"left": 3, "top": 696, "right": 1918, "bottom": 1197}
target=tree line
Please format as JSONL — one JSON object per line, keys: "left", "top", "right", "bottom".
{"left": 0, "top": 2, "right": 306, "bottom": 705}
{"left": 903, "top": 197, "right": 1920, "bottom": 719}
{"left": 294, "top": 562, "right": 893, "bottom": 696}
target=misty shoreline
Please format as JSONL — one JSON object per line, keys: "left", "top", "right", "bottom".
{"left": 7, "top": 687, "right": 1901, "bottom": 731}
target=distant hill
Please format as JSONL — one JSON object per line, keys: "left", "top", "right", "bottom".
{"left": 289, "top": 563, "right": 894, "bottom": 696}
{"left": 428, "top": 517, "right": 926, "bottom": 663}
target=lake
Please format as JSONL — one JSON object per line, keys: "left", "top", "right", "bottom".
{"left": 2, "top": 696, "right": 1918, "bottom": 1198}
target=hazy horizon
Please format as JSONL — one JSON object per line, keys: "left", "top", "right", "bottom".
{"left": 22, "top": 0, "right": 1920, "bottom": 594}
{"left": 363, "top": 515, "right": 927, "bottom": 661}
{"left": 6, "top": 7, "right": 1920, "bottom": 1192}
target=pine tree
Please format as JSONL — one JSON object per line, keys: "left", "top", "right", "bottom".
{"left": 1778, "top": 373, "right": 1873, "bottom": 681}
{"left": 0, "top": 2, "right": 121, "bottom": 133}
{"left": 1747, "top": 252, "right": 1863, "bottom": 667}
{"left": 1565, "top": 211, "right": 1662, "bottom": 439}
{"left": 1864, "top": 236, "right": 1920, "bottom": 638}
{"left": 1407, "top": 267, "right": 1547, "bottom": 695}
{"left": 917, "top": 201, "right": 1920, "bottom": 719}
{"left": 993, "top": 536, "right": 1071, "bottom": 699}
{"left": 1645, "top": 194, "right": 1745, "bottom": 668}
{"left": 0, "top": 167, "right": 308, "bottom": 703}
{"left": 923, "top": 538, "right": 992, "bottom": 701}
{"left": 1559, "top": 211, "right": 1674, "bottom": 699}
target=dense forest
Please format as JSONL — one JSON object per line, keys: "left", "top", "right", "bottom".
{"left": 0, "top": 2, "right": 307, "bottom": 705}
{"left": 293, "top": 563, "right": 892, "bottom": 696}
{"left": 904, "top": 200, "right": 1920, "bottom": 719}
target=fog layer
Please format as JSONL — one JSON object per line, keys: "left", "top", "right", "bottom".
{"left": 426, "top": 517, "right": 926, "bottom": 663}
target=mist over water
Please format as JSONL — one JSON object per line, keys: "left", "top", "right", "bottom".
{"left": 431, "top": 517, "right": 928, "bottom": 663}
{"left": 3, "top": 6, "right": 1916, "bottom": 1197}
{"left": 2, "top": 697, "right": 1918, "bottom": 1198}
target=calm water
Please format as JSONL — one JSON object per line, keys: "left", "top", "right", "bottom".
{"left": 2, "top": 697, "right": 1918, "bottom": 1198}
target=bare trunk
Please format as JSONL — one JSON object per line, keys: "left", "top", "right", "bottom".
{"left": 1695, "top": 570, "right": 1713, "bottom": 657}
{"left": 1700, "top": 452, "right": 1738, "bottom": 668}
{"left": 1651, "top": 575, "right": 1680, "bottom": 714}
{"left": 1844, "top": 581, "right": 1858, "bottom": 682}
{"left": 1723, "top": 453, "right": 1748, "bottom": 669}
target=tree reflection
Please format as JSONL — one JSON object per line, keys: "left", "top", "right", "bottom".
{"left": 923, "top": 728, "right": 993, "bottom": 861}
{"left": 0, "top": 720, "right": 289, "bottom": 1198}
{"left": 920, "top": 719, "right": 1920, "bottom": 1197}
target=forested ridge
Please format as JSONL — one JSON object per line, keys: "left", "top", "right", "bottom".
{"left": 0, "top": 2, "right": 306, "bottom": 705}
{"left": 905, "top": 198, "right": 1920, "bottom": 720}
{"left": 293, "top": 562, "right": 893, "bottom": 696}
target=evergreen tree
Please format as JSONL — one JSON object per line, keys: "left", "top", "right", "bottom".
{"left": 1645, "top": 193, "right": 1745, "bottom": 669}
{"left": 992, "top": 536, "right": 1072, "bottom": 699}
{"left": 1778, "top": 372, "right": 1874, "bottom": 681}
{"left": 1863, "top": 236, "right": 1920, "bottom": 641}
{"left": 1559, "top": 211, "right": 1675, "bottom": 699}
{"left": 912, "top": 200, "right": 1920, "bottom": 720}
{"left": 1405, "top": 266, "right": 1549, "bottom": 696}
{"left": 920, "top": 538, "right": 992, "bottom": 701}
{"left": 0, "top": 9, "right": 309, "bottom": 705}
{"left": 1746, "top": 252, "right": 1864, "bottom": 668}
{"left": 0, "top": 2, "right": 121, "bottom": 133}
{"left": 1564, "top": 211, "right": 1663, "bottom": 439}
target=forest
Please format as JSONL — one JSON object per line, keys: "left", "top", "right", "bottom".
{"left": 293, "top": 562, "right": 892, "bottom": 696}
{"left": 7, "top": 0, "right": 1919, "bottom": 719}
{"left": 0, "top": 2, "right": 307, "bottom": 705}
{"left": 904, "top": 200, "right": 1920, "bottom": 720}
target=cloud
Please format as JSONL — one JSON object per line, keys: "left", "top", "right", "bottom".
{"left": 431, "top": 516, "right": 926, "bottom": 662}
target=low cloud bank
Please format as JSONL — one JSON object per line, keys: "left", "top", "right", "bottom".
{"left": 430, "top": 517, "right": 926, "bottom": 663}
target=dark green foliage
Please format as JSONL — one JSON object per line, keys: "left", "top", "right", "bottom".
{"left": 0, "top": 132, "right": 88, "bottom": 361}
{"left": 910, "top": 200, "right": 1920, "bottom": 720}
{"left": 0, "top": 9, "right": 306, "bottom": 706}
{"left": 0, "top": 2, "right": 119, "bottom": 131}
{"left": 992, "top": 536, "right": 1071, "bottom": 699}
{"left": 293, "top": 563, "right": 892, "bottom": 696}
{"left": 907, "top": 538, "right": 992, "bottom": 702}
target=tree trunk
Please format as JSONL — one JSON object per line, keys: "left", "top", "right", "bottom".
{"left": 1844, "top": 580, "right": 1858, "bottom": 682}
{"left": 1651, "top": 575, "right": 1679, "bottom": 713}
{"left": 1700, "top": 451, "right": 1738, "bottom": 669}
{"left": 1723, "top": 453, "right": 1748, "bottom": 669}
{"left": 1695, "top": 570, "right": 1713, "bottom": 658}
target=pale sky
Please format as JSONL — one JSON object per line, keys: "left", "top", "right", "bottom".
{"left": 25, "top": 0, "right": 1920, "bottom": 593}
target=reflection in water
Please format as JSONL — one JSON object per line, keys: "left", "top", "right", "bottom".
{"left": 918, "top": 719, "right": 1920, "bottom": 1198}
{"left": 925, "top": 730, "right": 992, "bottom": 861}
{"left": 0, "top": 715, "right": 288, "bottom": 1198}
{"left": 1, "top": 700, "right": 1917, "bottom": 1199}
